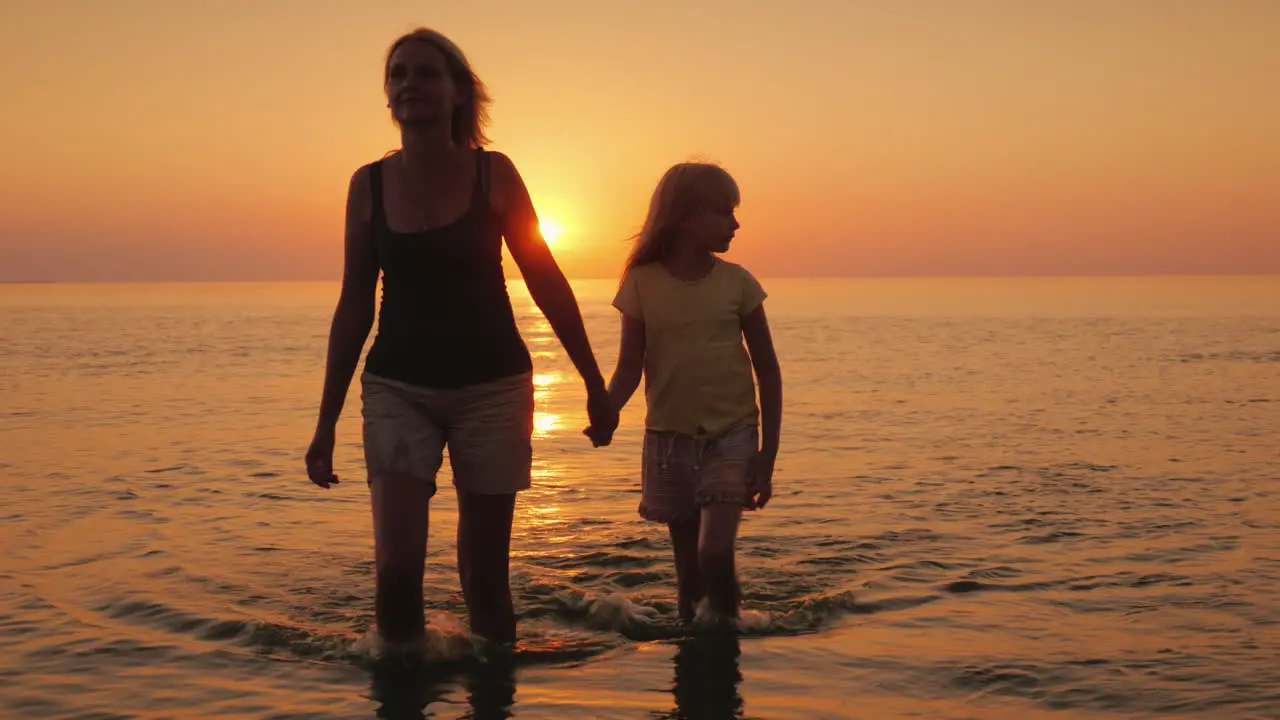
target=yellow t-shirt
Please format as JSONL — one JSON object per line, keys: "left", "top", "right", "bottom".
{"left": 613, "top": 260, "right": 767, "bottom": 438}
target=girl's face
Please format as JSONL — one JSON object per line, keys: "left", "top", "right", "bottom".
{"left": 680, "top": 193, "right": 740, "bottom": 255}
{"left": 385, "top": 40, "right": 462, "bottom": 128}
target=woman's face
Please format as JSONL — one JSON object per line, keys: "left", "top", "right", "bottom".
{"left": 385, "top": 40, "right": 461, "bottom": 128}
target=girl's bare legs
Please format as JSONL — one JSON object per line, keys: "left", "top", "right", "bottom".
{"left": 370, "top": 473, "right": 432, "bottom": 644}
{"left": 697, "top": 503, "right": 743, "bottom": 619}
{"left": 668, "top": 517, "right": 704, "bottom": 621}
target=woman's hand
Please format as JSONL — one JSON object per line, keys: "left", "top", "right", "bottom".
{"left": 306, "top": 425, "right": 340, "bottom": 489}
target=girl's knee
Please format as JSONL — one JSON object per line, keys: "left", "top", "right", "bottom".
{"left": 697, "top": 541, "right": 735, "bottom": 572}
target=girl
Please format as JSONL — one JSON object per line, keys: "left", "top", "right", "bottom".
{"left": 599, "top": 162, "right": 782, "bottom": 622}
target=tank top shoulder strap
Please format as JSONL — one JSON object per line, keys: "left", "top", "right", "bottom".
{"left": 368, "top": 159, "right": 387, "bottom": 234}
{"left": 472, "top": 148, "right": 491, "bottom": 211}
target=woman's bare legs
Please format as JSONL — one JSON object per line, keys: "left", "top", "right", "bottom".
{"left": 456, "top": 491, "right": 518, "bottom": 643}
{"left": 369, "top": 473, "right": 432, "bottom": 643}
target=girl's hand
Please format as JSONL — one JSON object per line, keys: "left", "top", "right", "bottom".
{"left": 584, "top": 387, "right": 619, "bottom": 447}
{"left": 583, "top": 425, "right": 613, "bottom": 447}
{"left": 746, "top": 452, "right": 775, "bottom": 510}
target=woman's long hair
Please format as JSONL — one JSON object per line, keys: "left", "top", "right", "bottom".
{"left": 623, "top": 163, "right": 740, "bottom": 275}
{"left": 384, "top": 28, "right": 492, "bottom": 148}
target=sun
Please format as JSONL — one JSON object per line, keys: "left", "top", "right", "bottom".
{"left": 539, "top": 218, "right": 564, "bottom": 246}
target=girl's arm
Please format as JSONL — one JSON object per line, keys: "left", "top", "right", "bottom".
{"left": 608, "top": 313, "right": 647, "bottom": 413}
{"left": 489, "top": 152, "right": 608, "bottom": 399}
{"left": 742, "top": 304, "right": 782, "bottom": 464}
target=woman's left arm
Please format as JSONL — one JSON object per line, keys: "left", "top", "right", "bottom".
{"left": 743, "top": 304, "right": 782, "bottom": 480}
{"left": 489, "top": 152, "right": 616, "bottom": 439}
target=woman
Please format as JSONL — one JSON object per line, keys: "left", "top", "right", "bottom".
{"left": 305, "top": 28, "right": 617, "bottom": 647}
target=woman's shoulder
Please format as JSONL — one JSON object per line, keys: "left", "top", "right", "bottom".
{"left": 351, "top": 159, "right": 379, "bottom": 181}
{"left": 348, "top": 158, "right": 388, "bottom": 196}
{"left": 479, "top": 149, "right": 523, "bottom": 215}
{"left": 344, "top": 162, "right": 382, "bottom": 222}
{"left": 480, "top": 149, "right": 518, "bottom": 184}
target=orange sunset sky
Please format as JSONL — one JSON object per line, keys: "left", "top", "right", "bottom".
{"left": 1, "top": 0, "right": 1277, "bottom": 282}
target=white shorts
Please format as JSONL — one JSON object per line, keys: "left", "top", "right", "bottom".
{"left": 360, "top": 371, "right": 534, "bottom": 496}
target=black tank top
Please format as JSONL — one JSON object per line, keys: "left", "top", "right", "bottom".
{"left": 363, "top": 149, "right": 533, "bottom": 388}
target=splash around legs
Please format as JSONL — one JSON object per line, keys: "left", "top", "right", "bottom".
{"left": 667, "top": 501, "right": 745, "bottom": 627}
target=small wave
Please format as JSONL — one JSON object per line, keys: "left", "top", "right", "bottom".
{"left": 519, "top": 575, "right": 940, "bottom": 641}
{"left": 548, "top": 550, "right": 659, "bottom": 570}
{"left": 1176, "top": 350, "right": 1280, "bottom": 364}
{"left": 98, "top": 596, "right": 360, "bottom": 661}
{"left": 943, "top": 579, "right": 1061, "bottom": 595}
{"left": 612, "top": 537, "right": 663, "bottom": 551}
{"left": 965, "top": 565, "right": 1025, "bottom": 580}
{"left": 91, "top": 579, "right": 934, "bottom": 672}
{"left": 1019, "top": 531, "right": 1089, "bottom": 544}
{"left": 348, "top": 616, "right": 481, "bottom": 665}
{"left": 94, "top": 594, "right": 620, "bottom": 668}
{"left": 550, "top": 589, "right": 670, "bottom": 635}
{"left": 250, "top": 492, "right": 294, "bottom": 501}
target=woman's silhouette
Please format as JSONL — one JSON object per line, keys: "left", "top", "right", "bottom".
{"left": 306, "top": 27, "right": 617, "bottom": 647}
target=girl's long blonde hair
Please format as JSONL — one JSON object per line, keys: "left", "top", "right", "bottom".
{"left": 384, "top": 28, "right": 492, "bottom": 148}
{"left": 623, "top": 162, "right": 740, "bottom": 274}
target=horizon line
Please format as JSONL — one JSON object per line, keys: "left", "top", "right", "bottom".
{"left": 3, "top": 272, "right": 1279, "bottom": 285}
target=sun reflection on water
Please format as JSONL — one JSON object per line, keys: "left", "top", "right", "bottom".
{"left": 533, "top": 372, "right": 564, "bottom": 439}
{"left": 532, "top": 372, "right": 561, "bottom": 388}
{"left": 523, "top": 503, "right": 563, "bottom": 528}
{"left": 534, "top": 413, "right": 560, "bottom": 437}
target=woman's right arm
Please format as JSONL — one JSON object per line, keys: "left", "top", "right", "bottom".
{"left": 315, "top": 165, "right": 379, "bottom": 433}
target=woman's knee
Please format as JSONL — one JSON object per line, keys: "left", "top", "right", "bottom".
{"left": 377, "top": 556, "right": 423, "bottom": 586}
{"left": 458, "top": 492, "right": 516, "bottom": 555}
{"left": 462, "top": 567, "right": 510, "bottom": 597}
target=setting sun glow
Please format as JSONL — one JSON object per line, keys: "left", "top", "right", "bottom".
{"left": 539, "top": 218, "right": 564, "bottom": 246}
{"left": 0, "top": 3, "right": 1276, "bottom": 282}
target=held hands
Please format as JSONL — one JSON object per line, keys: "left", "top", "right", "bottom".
{"left": 745, "top": 450, "right": 775, "bottom": 510}
{"left": 583, "top": 387, "right": 619, "bottom": 448}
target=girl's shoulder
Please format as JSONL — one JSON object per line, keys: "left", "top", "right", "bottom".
{"left": 620, "top": 262, "right": 668, "bottom": 289}
{"left": 716, "top": 261, "right": 767, "bottom": 310}
{"left": 714, "top": 259, "right": 761, "bottom": 284}
{"left": 626, "top": 261, "right": 664, "bottom": 276}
